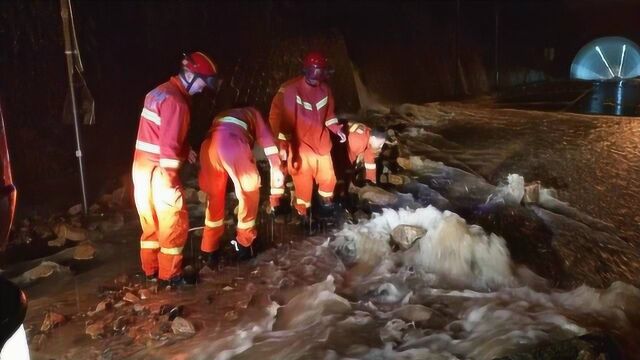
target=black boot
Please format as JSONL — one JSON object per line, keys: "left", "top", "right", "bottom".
{"left": 198, "top": 250, "right": 221, "bottom": 270}
{"left": 317, "top": 198, "right": 336, "bottom": 219}
{"left": 230, "top": 239, "right": 255, "bottom": 261}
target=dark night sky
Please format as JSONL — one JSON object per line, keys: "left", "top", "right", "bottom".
{"left": 0, "top": 0, "right": 638, "bottom": 212}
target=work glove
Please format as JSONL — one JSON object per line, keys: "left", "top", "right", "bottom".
{"left": 270, "top": 167, "right": 285, "bottom": 189}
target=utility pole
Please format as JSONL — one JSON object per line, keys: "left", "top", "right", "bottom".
{"left": 60, "top": 0, "right": 89, "bottom": 215}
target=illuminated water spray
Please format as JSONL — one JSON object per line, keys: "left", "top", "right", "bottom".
{"left": 571, "top": 37, "right": 640, "bottom": 80}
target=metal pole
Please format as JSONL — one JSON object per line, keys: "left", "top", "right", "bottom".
{"left": 61, "top": 0, "right": 88, "bottom": 215}
{"left": 494, "top": 0, "right": 500, "bottom": 92}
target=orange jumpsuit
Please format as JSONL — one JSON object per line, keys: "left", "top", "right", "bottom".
{"left": 199, "top": 107, "right": 280, "bottom": 252}
{"left": 269, "top": 76, "right": 342, "bottom": 216}
{"left": 347, "top": 122, "right": 378, "bottom": 183}
{"left": 132, "top": 76, "right": 191, "bottom": 281}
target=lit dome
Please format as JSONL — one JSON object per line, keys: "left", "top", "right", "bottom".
{"left": 570, "top": 36, "right": 640, "bottom": 81}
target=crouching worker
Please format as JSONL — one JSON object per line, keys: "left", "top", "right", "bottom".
{"left": 199, "top": 107, "right": 284, "bottom": 265}
{"left": 335, "top": 122, "right": 387, "bottom": 200}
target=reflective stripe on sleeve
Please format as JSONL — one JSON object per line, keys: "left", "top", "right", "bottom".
{"left": 159, "top": 158, "right": 181, "bottom": 169}
{"left": 264, "top": 146, "right": 278, "bottom": 156}
{"left": 135, "top": 140, "right": 160, "bottom": 154}
{"left": 141, "top": 108, "right": 161, "bottom": 125}
{"left": 325, "top": 118, "right": 338, "bottom": 126}
{"left": 218, "top": 116, "right": 248, "bottom": 130}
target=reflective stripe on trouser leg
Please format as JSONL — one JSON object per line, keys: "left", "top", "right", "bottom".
{"left": 221, "top": 161, "right": 260, "bottom": 248}
{"left": 132, "top": 153, "right": 160, "bottom": 276}
{"left": 315, "top": 152, "right": 337, "bottom": 201}
{"left": 202, "top": 200, "right": 225, "bottom": 253}
{"left": 152, "top": 168, "right": 188, "bottom": 281}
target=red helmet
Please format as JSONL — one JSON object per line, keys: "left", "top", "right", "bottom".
{"left": 182, "top": 51, "right": 218, "bottom": 89}
{"left": 303, "top": 51, "right": 328, "bottom": 69}
{"left": 302, "top": 51, "right": 332, "bottom": 84}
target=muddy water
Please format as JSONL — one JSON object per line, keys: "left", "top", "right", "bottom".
{"left": 22, "top": 103, "right": 640, "bottom": 359}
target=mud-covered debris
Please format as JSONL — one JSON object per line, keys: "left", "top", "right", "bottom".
{"left": 31, "top": 334, "right": 47, "bottom": 351}
{"left": 47, "top": 237, "right": 66, "bottom": 247}
{"left": 85, "top": 321, "right": 105, "bottom": 339}
{"left": 380, "top": 173, "right": 411, "bottom": 185}
{"left": 123, "top": 292, "right": 140, "bottom": 303}
{"left": 54, "top": 223, "right": 87, "bottom": 242}
{"left": 138, "top": 289, "right": 152, "bottom": 300}
{"left": 73, "top": 243, "right": 96, "bottom": 260}
{"left": 41, "top": 311, "right": 66, "bottom": 332}
{"left": 89, "top": 300, "right": 112, "bottom": 316}
{"left": 390, "top": 304, "right": 433, "bottom": 322}
{"left": 524, "top": 181, "right": 541, "bottom": 204}
{"left": 390, "top": 225, "right": 426, "bottom": 250}
{"left": 350, "top": 184, "right": 398, "bottom": 206}
{"left": 171, "top": 317, "right": 196, "bottom": 336}
{"left": 224, "top": 310, "right": 238, "bottom": 321}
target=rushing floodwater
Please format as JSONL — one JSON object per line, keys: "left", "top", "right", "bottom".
{"left": 23, "top": 103, "right": 640, "bottom": 359}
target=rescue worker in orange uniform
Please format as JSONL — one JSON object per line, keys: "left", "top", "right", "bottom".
{"left": 199, "top": 107, "right": 284, "bottom": 263}
{"left": 345, "top": 122, "right": 387, "bottom": 184}
{"left": 132, "top": 52, "right": 218, "bottom": 285}
{"left": 269, "top": 51, "right": 346, "bottom": 225}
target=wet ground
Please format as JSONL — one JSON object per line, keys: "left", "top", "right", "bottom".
{"left": 11, "top": 102, "right": 640, "bottom": 359}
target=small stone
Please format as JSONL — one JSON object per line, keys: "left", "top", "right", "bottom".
{"left": 390, "top": 225, "right": 426, "bottom": 250}
{"left": 41, "top": 311, "right": 66, "bottom": 332}
{"left": 54, "top": 223, "right": 87, "bottom": 242}
{"left": 47, "top": 237, "right": 66, "bottom": 247}
{"left": 113, "top": 315, "right": 129, "bottom": 332}
{"left": 85, "top": 321, "right": 105, "bottom": 339}
{"left": 123, "top": 292, "right": 140, "bottom": 303}
{"left": 224, "top": 310, "right": 238, "bottom": 321}
{"left": 391, "top": 304, "right": 433, "bottom": 322}
{"left": 133, "top": 304, "right": 147, "bottom": 313}
{"left": 171, "top": 317, "right": 196, "bottom": 336}
{"left": 89, "top": 300, "right": 112, "bottom": 316}
{"left": 396, "top": 157, "right": 412, "bottom": 170}
{"left": 222, "top": 286, "right": 234, "bottom": 291}
{"left": 73, "top": 243, "right": 96, "bottom": 260}
{"left": 68, "top": 204, "right": 83, "bottom": 216}
{"left": 138, "top": 289, "right": 151, "bottom": 300}
{"left": 381, "top": 174, "right": 411, "bottom": 185}
{"left": 114, "top": 301, "right": 127, "bottom": 309}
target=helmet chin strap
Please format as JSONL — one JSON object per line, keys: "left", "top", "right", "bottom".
{"left": 179, "top": 70, "right": 197, "bottom": 93}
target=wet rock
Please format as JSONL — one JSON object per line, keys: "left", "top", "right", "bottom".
{"left": 396, "top": 157, "right": 412, "bottom": 170}
{"left": 31, "top": 334, "right": 47, "bottom": 351}
{"left": 114, "top": 301, "right": 127, "bottom": 309}
{"left": 524, "top": 181, "right": 541, "bottom": 204}
{"left": 138, "top": 289, "right": 152, "bottom": 300}
{"left": 390, "top": 225, "right": 426, "bottom": 250}
{"left": 350, "top": 184, "right": 398, "bottom": 206}
{"left": 41, "top": 311, "right": 66, "bottom": 332}
{"left": 222, "top": 286, "right": 234, "bottom": 291}
{"left": 112, "top": 315, "right": 129, "bottom": 332}
{"left": 73, "top": 243, "right": 96, "bottom": 260}
{"left": 100, "top": 213, "right": 124, "bottom": 232}
{"left": 89, "top": 300, "right": 112, "bottom": 316}
{"left": 379, "top": 319, "right": 408, "bottom": 343}
{"left": 68, "top": 204, "right": 83, "bottom": 216}
{"left": 54, "top": 223, "right": 88, "bottom": 242}
{"left": 85, "top": 321, "right": 105, "bottom": 339}
{"left": 224, "top": 310, "right": 238, "bottom": 321}
{"left": 159, "top": 304, "right": 183, "bottom": 321}
{"left": 12, "top": 261, "right": 68, "bottom": 286}
{"left": 380, "top": 173, "right": 411, "bottom": 185}
{"left": 47, "top": 237, "right": 66, "bottom": 247}
{"left": 133, "top": 304, "right": 147, "bottom": 313}
{"left": 123, "top": 292, "right": 140, "bottom": 303}
{"left": 494, "top": 332, "right": 623, "bottom": 360}
{"left": 171, "top": 317, "right": 196, "bottom": 336}
{"left": 390, "top": 304, "right": 432, "bottom": 322}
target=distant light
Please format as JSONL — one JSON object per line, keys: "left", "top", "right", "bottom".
{"left": 619, "top": 44, "right": 627, "bottom": 78}
{"left": 595, "top": 46, "right": 615, "bottom": 78}
{"left": 571, "top": 37, "right": 640, "bottom": 80}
